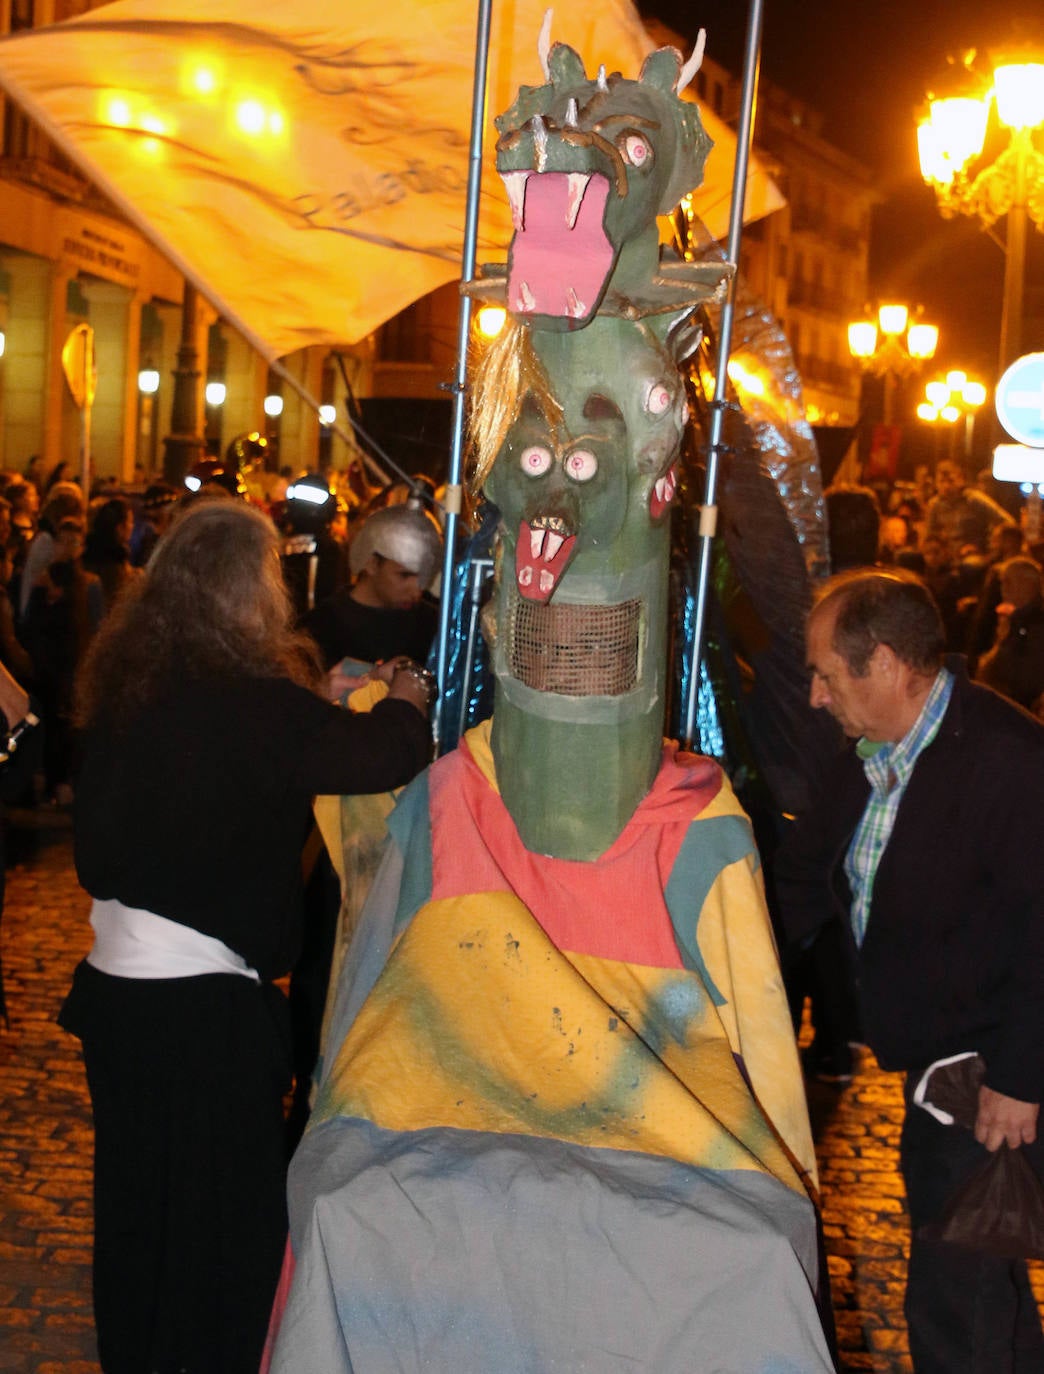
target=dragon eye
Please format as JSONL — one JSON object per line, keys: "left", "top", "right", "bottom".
{"left": 621, "top": 134, "right": 651, "bottom": 166}
{"left": 646, "top": 382, "right": 672, "bottom": 415}
{"left": 565, "top": 449, "right": 598, "bottom": 482}
{"left": 520, "top": 446, "right": 552, "bottom": 477}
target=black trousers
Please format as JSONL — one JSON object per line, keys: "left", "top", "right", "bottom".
{"left": 900, "top": 1086, "right": 1044, "bottom": 1374}
{"left": 60, "top": 962, "right": 292, "bottom": 1374}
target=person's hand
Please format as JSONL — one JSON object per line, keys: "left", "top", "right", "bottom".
{"left": 975, "top": 1085, "right": 1039, "bottom": 1151}
{"left": 370, "top": 657, "right": 410, "bottom": 687}
{"left": 324, "top": 666, "right": 370, "bottom": 701}
{"left": 387, "top": 660, "right": 435, "bottom": 718}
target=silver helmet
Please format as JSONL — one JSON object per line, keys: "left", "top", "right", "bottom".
{"left": 349, "top": 505, "right": 442, "bottom": 588}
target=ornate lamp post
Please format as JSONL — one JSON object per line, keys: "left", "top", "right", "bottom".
{"left": 848, "top": 302, "right": 939, "bottom": 423}
{"left": 917, "top": 52, "right": 1044, "bottom": 373}
{"left": 916, "top": 370, "right": 988, "bottom": 463}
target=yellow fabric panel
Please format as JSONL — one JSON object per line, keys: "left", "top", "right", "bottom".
{"left": 316, "top": 889, "right": 806, "bottom": 1192}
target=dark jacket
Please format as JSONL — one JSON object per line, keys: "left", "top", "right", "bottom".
{"left": 776, "top": 658, "right": 1044, "bottom": 1104}
{"left": 74, "top": 675, "right": 430, "bottom": 980}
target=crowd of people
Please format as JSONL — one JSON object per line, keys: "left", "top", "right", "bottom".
{"left": 824, "top": 460, "right": 1044, "bottom": 717}
{"left": 0, "top": 444, "right": 1038, "bottom": 1372}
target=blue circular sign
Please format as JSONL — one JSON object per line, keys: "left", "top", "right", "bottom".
{"left": 996, "top": 353, "right": 1044, "bottom": 448}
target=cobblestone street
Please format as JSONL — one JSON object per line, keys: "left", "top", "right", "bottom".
{"left": 0, "top": 815, "right": 1039, "bottom": 1372}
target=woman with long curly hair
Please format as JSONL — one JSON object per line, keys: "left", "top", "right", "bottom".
{"left": 59, "top": 498, "right": 431, "bottom": 1374}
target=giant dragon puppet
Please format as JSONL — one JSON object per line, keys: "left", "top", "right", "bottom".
{"left": 267, "top": 25, "right": 833, "bottom": 1373}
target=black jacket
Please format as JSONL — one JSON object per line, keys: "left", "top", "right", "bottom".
{"left": 74, "top": 675, "right": 430, "bottom": 980}
{"left": 776, "top": 658, "right": 1044, "bottom": 1104}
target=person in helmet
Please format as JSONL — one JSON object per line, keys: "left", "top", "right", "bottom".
{"left": 183, "top": 459, "right": 247, "bottom": 500}
{"left": 278, "top": 473, "right": 347, "bottom": 618}
{"left": 301, "top": 504, "right": 442, "bottom": 670}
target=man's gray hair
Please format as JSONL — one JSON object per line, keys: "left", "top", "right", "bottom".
{"left": 812, "top": 568, "right": 945, "bottom": 678}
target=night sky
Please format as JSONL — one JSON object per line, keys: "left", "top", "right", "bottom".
{"left": 637, "top": 0, "right": 1044, "bottom": 379}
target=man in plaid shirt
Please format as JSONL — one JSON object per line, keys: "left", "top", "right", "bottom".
{"left": 778, "top": 567, "right": 1044, "bottom": 1373}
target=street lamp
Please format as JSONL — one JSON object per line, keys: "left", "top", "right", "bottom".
{"left": 848, "top": 302, "right": 939, "bottom": 423}
{"left": 917, "top": 50, "right": 1044, "bottom": 373}
{"left": 916, "top": 370, "right": 988, "bottom": 462}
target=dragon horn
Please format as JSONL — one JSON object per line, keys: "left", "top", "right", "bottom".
{"left": 538, "top": 9, "right": 553, "bottom": 80}
{"left": 676, "top": 29, "right": 707, "bottom": 95}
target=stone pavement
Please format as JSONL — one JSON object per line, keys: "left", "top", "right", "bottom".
{"left": 0, "top": 814, "right": 1040, "bottom": 1373}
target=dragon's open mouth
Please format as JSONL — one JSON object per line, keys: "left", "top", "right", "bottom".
{"left": 503, "top": 171, "right": 612, "bottom": 321}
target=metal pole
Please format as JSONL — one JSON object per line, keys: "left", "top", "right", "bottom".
{"left": 431, "top": 0, "right": 493, "bottom": 752}
{"left": 997, "top": 129, "right": 1029, "bottom": 377}
{"left": 162, "top": 281, "right": 206, "bottom": 485}
{"left": 682, "top": 0, "right": 764, "bottom": 750}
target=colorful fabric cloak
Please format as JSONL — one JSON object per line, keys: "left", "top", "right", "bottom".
{"left": 269, "top": 723, "right": 832, "bottom": 1372}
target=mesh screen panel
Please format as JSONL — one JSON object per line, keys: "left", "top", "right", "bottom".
{"left": 508, "top": 597, "right": 641, "bottom": 695}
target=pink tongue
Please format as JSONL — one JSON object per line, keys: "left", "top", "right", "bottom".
{"left": 515, "top": 521, "right": 577, "bottom": 603}
{"left": 508, "top": 174, "right": 612, "bottom": 319}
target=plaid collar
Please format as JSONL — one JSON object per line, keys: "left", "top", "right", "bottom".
{"left": 857, "top": 666, "right": 953, "bottom": 797}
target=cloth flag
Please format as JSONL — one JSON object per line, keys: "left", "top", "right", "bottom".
{"left": 0, "top": 0, "right": 783, "bottom": 359}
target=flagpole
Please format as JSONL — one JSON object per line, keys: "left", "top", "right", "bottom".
{"left": 431, "top": 0, "right": 494, "bottom": 752}
{"left": 681, "top": 0, "right": 764, "bottom": 750}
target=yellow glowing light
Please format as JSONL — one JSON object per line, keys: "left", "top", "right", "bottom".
{"left": 926, "top": 94, "right": 989, "bottom": 171}
{"left": 192, "top": 67, "right": 217, "bottom": 95}
{"left": 105, "top": 96, "right": 132, "bottom": 127}
{"left": 848, "top": 321, "right": 878, "bottom": 359}
{"left": 940, "top": 404, "right": 961, "bottom": 422}
{"left": 726, "top": 361, "right": 766, "bottom": 396}
{"left": 878, "top": 304, "right": 909, "bottom": 337}
{"left": 806, "top": 403, "right": 823, "bottom": 424}
{"left": 476, "top": 306, "right": 507, "bottom": 339}
{"left": 318, "top": 404, "right": 336, "bottom": 426}
{"left": 268, "top": 111, "right": 285, "bottom": 136}
{"left": 906, "top": 323, "right": 939, "bottom": 360}
{"left": 962, "top": 381, "right": 987, "bottom": 407}
{"left": 993, "top": 64, "right": 1044, "bottom": 131}
{"left": 917, "top": 121, "right": 955, "bottom": 186}
{"left": 140, "top": 114, "right": 166, "bottom": 137}
{"left": 926, "top": 381, "right": 950, "bottom": 407}
{"left": 945, "top": 369, "right": 968, "bottom": 391}
{"left": 917, "top": 403, "right": 940, "bottom": 422}
{"left": 235, "top": 100, "right": 267, "bottom": 136}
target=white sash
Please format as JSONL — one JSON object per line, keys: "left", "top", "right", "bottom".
{"left": 86, "top": 898, "right": 260, "bottom": 982}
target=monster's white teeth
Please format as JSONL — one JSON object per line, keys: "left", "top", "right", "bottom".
{"left": 543, "top": 531, "right": 564, "bottom": 561}
{"left": 538, "top": 569, "right": 555, "bottom": 594}
{"left": 504, "top": 171, "right": 529, "bottom": 231}
{"left": 529, "top": 527, "right": 547, "bottom": 558}
{"left": 665, "top": 470, "right": 676, "bottom": 497}
{"left": 654, "top": 477, "right": 667, "bottom": 504}
{"left": 566, "top": 287, "right": 587, "bottom": 319}
{"left": 532, "top": 114, "right": 548, "bottom": 172}
{"left": 518, "top": 281, "right": 536, "bottom": 312}
{"left": 565, "top": 173, "right": 590, "bottom": 230}
{"left": 518, "top": 566, "right": 533, "bottom": 587}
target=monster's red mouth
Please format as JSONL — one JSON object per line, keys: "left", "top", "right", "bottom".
{"left": 649, "top": 464, "right": 678, "bottom": 520}
{"left": 503, "top": 171, "right": 613, "bottom": 321}
{"left": 515, "top": 520, "right": 577, "bottom": 603}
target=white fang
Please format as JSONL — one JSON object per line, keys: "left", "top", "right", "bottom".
{"left": 565, "top": 172, "right": 589, "bottom": 229}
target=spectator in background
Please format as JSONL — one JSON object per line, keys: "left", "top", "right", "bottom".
{"left": 824, "top": 483, "right": 882, "bottom": 572}
{"left": 21, "top": 516, "right": 102, "bottom": 805}
{"left": 43, "top": 460, "right": 75, "bottom": 496}
{"left": 19, "top": 483, "right": 86, "bottom": 619}
{"left": 130, "top": 483, "right": 178, "bottom": 568}
{"left": 925, "top": 460, "right": 1015, "bottom": 556}
{"left": 976, "top": 555, "right": 1044, "bottom": 712}
{"left": 83, "top": 496, "right": 140, "bottom": 613}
